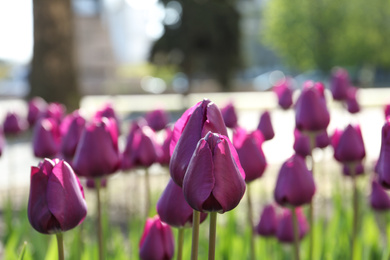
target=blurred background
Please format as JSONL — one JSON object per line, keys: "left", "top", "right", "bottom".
{"left": 1, "top": 0, "right": 390, "bottom": 109}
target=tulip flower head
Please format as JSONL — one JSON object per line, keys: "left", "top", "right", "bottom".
{"left": 183, "top": 132, "right": 246, "bottom": 213}
{"left": 330, "top": 67, "right": 350, "bottom": 101}
{"left": 220, "top": 101, "right": 238, "bottom": 128}
{"left": 276, "top": 207, "right": 309, "bottom": 243}
{"left": 257, "top": 110, "right": 275, "bottom": 141}
{"left": 86, "top": 178, "right": 108, "bottom": 189}
{"left": 145, "top": 108, "right": 171, "bottom": 132}
{"left": 28, "top": 158, "right": 87, "bottom": 234}
{"left": 27, "top": 97, "right": 47, "bottom": 127}
{"left": 60, "top": 110, "right": 86, "bottom": 161}
{"left": 256, "top": 204, "right": 278, "bottom": 237}
{"left": 72, "top": 117, "right": 120, "bottom": 178}
{"left": 377, "top": 118, "right": 390, "bottom": 188}
{"left": 170, "top": 99, "right": 228, "bottom": 186}
{"left": 233, "top": 127, "right": 267, "bottom": 183}
{"left": 333, "top": 124, "right": 365, "bottom": 164}
{"left": 159, "top": 126, "right": 173, "bottom": 166}
{"left": 370, "top": 178, "right": 390, "bottom": 211}
{"left": 32, "top": 118, "right": 62, "bottom": 158}
{"left": 295, "top": 81, "right": 330, "bottom": 133}
{"left": 157, "top": 179, "right": 208, "bottom": 228}
{"left": 342, "top": 162, "right": 364, "bottom": 177}
{"left": 274, "top": 154, "right": 316, "bottom": 207}
{"left": 139, "top": 215, "right": 174, "bottom": 260}
{"left": 41, "top": 102, "right": 66, "bottom": 123}
{"left": 293, "top": 129, "right": 311, "bottom": 157}
{"left": 273, "top": 77, "right": 294, "bottom": 110}
{"left": 94, "top": 103, "right": 121, "bottom": 135}
{"left": 315, "top": 130, "right": 330, "bottom": 149}
{"left": 346, "top": 87, "right": 360, "bottom": 114}
{"left": 3, "top": 111, "right": 28, "bottom": 136}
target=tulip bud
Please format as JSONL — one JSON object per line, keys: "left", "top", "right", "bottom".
{"left": 28, "top": 158, "right": 87, "bottom": 234}
{"left": 27, "top": 97, "right": 47, "bottom": 127}
{"left": 139, "top": 215, "right": 174, "bottom": 260}
{"left": 377, "top": 119, "right": 390, "bottom": 188}
{"left": 41, "top": 102, "right": 66, "bottom": 123}
{"left": 183, "top": 132, "right": 246, "bottom": 213}
{"left": 273, "top": 77, "right": 294, "bottom": 110}
{"left": 159, "top": 126, "right": 173, "bottom": 166}
{"left": 32, "top": 118, "right": 61, "bottom": 158}
{"left": 346, "top": 87, "right": 360, "bottom": 114}
{"left": 276, "top": 208, "right": 309, "bottom": 243}
{"left": 3, "top": 111, "right": 28, "bottom": 135}
{"left": 330, "top": 67, "right": 350, "bottom": 101}
{"left": 170, "top": 99, "right": 228, "bottom": 186}
{"left": 293, "top": 129, "right": 311, "bottom": 157}
{"left": 370, "top": 178, "right": 390, "bottom": 211}
{"left": 157, "top": 179, "right": 208, "bottom": 228}
{"left": 295, "top": 81, "right": 330, "bottom": 132}
{"left": 255, "top": 204, "right": 278, "bottom": 237}
{"left": 274, "top": 155, "right": 315, "bottom": 207}
{"left": 257, "top": 110, "right": 274, "bottom": 141}
{"left": 334, "top": 124, "right": 365, "bottom": 164}
{"left": 145, "top": 109, "right": 171, "bottom": 132}
{"left": 233, "top": 128, "right": 267, "bottom": 183}
{"left": 72, "top": 117, "right": 120, "bottom": 178}
{"left": 86, "top": 178, "right": 108, "bottom": 189}
{"left": 220, "top": 101, "right": 238, "bottom": 128}
{"left": 60, "top": 110, "right": 86, "bottom": 161}
{"left": 94, "top": 103, "right": 121, "bottom": 135}
{"left": 315, "top": 130, "right": 330, "bottom": 149}
{"left": 342, "top": 162, "right": 364, "bottom": 177}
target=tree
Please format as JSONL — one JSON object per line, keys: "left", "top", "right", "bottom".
{"left": 29, "top": 0, "right": 80, "bottom": 110}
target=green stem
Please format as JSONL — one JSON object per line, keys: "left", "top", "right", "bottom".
{"left": 208, "top": 212, "right": 217, "bottom": 260}
{"left": 350, "top": 164, "right": 358, "bottom": 260}
{"left": 145, "top": 168, "right": 151, "bottom": 217}
{"left": 56, "top": 233, "right": 65, "bottom": 260}
{"left": 191, "top": 210, "right": 200, "bottom": 260}
{"left": 291, "top": 208, "right": 300, "bottom": 260}
{"left": 177, "top": 228, "right": 184, "bottom": 260}
{"left": 95, "top": 178, "right": 104, "bottom": 260}
{"left": 246, "top": 184, "right": 255, "bottom": 260}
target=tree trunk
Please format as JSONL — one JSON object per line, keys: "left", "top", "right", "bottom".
{"left": 29, "top": 0, "right": 80, "bottom": 111}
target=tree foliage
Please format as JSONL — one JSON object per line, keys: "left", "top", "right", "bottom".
{"left": 262, "top": 0, "right": 390, "bottom": 72}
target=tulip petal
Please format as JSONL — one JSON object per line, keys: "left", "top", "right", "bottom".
{"left": 183, "top": 140, "right": 215, "bottom": 211}
{"left": 46, "top": 161, "right": 87, "bottom": 231}
{"left": 201, "top": 102, "right": 228, "bottom": 137}
{"left": 139, "top": 218, "right": 167, "bottom": 260}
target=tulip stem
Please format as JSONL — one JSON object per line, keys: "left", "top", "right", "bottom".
{"left": 56, "top": 233, "right": 65, "bottom": 260}
{"left": 191, "top": 210, "right": 200, "bottom": 260}
{"left": 95, "top": 178, "right": 105, "bottom": 260}
{"left": 145, "top": 168, "right": 151, "bottom": 217}
{"left": 246, "top": 184, "right": 256, "bottom": 260}
{"left": 177, "top": 228, "right": 184, "bottom": 260}
{"left": 208, "top": 212, "right": 217, "bottom": 260}
{"left": 291, "top": 207, "right": 300, "bottom": 260}
{"left": 350, "top": 165, "right": 358, "bottom": 260}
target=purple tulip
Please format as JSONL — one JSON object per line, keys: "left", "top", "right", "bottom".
{"left": 293, "top": 129, "right": 311, "bottom": 157}
{"left": 86, "top": 178, "right": 108, "bottom": 189}
{"left": 94, "top": 103, "right": 121, "bottom": 135}
{"left": 333, "top": 124, "right": 365, "bottom": 164}
{"left": 233, "top": 127, "right": 267, "bottom": 183}
{"left": 346, "top": 87, "right": 360, "bottom": 114}
{"left": 27, "top": 97, "right": 47, "bottom": 127}
{"left": 295, "top": 81, "right": 330, "bottom": 132}
{"left": 159, "top": 126, "right": 173, "bottom": 166}
{"left": 122, "top": 125, "right": 162, "bottom": 170}
{"left": 384, "top": 104, "right": 390, "bottom": 119}
{"left": 60, "top": 110, "right": 86, "bottom": 161}
{"left": 32, "top": 118, "right": 62, "bottom": 158}
{"left": 139, "top": 215, "right": 174, "bottom": 260}
{"left": 257, "top": 110, "right": 275, "bottom": 141}
{"left": 183, "top": 132, "right": 246, "bottom": 213}
{"left": 220, "top": 101, "right": 238, "bottom": 128}
{"left": 342, "top": 162, "right": 364, "bottom": 177}
{"left": 72, "top": 117, "right": 120, "bottom": 178}
{"left": 315, "top": 130, "right": 330, "bottom": 149}
{"left": 3, "top": 111, "right": 28, "bottom": 135}
{"left": 273, "top": 77, "right": 294, "bottom": 110}
{"left": 41, "top": 102, "right": 66, "bottom": 123}
{"left": 377, "top": 119, "right": 390, "bottom": 188}
{"left": 28, "top": 158, "right": 87, "bottom": 234}
{"left": 145, "top": 109, "right": 171, "bottom": 132}
{"left": 169, "top": 99, "right": 228, "bottom": 186}
{"left": 157, "top": 179, "right": 208, "bottom": 228}
{"left": 274, "top": 155, "right": 315, "bottom": 207}
{"left": 276, "top": 207, "right": 309, "bottom": 243}
{"left": 370, "top": 178, "right": 390, "bottom": 211}
{"left": 255, "top": 204, "right": 278, "bottom": 237}
{"left": 330, "top": 67, "right": 350, "bottom": 101}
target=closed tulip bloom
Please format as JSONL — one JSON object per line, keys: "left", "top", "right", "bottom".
{"left": 293, "top": 129, "right": 311, "bottom": 157}
{"left": 346, "top": 87, "right": 360, "bottom": 114}
{"left": 220, "top": 101, "right": 238, "bottom": 128}
{"left": 86, "top": 178, "right": 107, "bottom": 189}
{"left": 330, "top": 67, "right": 350, "bottom": 101}
{"left": 274, "top": 155, "right": 315, "bottom": 207}
{"left": 295, "top": 81, "right": 330, "bottom": 132}
{"left": 60, "top": 111, "right": 86, "bottom": 160}
{"left": 159, "top": 126, "right": 173, "bottom": 166}
{"left": 72, "top": 117, "right": 120, "bottom": 178}
{"left": 183, "top": 132, "right": 246, "bottom": 213}
{"left": 170, "top": 99, "right": 228, "bottom": 186}
{"left": 32, "top": 118, "right": 62, "bottom": 158}
{"left": 334, "top": 124, "right": 365, "bottom": 164}
{"left": 157, "top": 179, "right": 208, "bottom": 228}
{"left": 145, "top": 109, "right": 171, "bottom": 132}
{"left": 27, "top": 97, "right": 47, "bottom": 127}
{"left": 342, "top": 162, "right": 364, "bottom": 177}
{"left": 256, "top": 204, "right": 278, "bottom": 237}
{"left": 41, "top": 102, "right": 66, "bottom": 123}
{"left": 377, "top": 119, "right": 390, "bottom": 188}
{"left": 139, "top": 215, "right": 174, "bottom": 260}
{"left": 122, "top": 125, "right": 162, "bottom": 170}
{"left": 3, "top": 111, "right": 28, "bottom": 135}
{"left": 233, "top": 127, "right": 267, "bottom": 183}
{"left": 28, "top": 158, "right": 87, "bottom": 234}
{"left": 276, "top": 208, "right": 309, "bottom": 243}
{"left": 370, "top": 178, "right": 390, "bottom": 211}
{"left": 94, "top": 103, "right": 121, "bottom": 135}
{"left": 315, "top": 130, "right": 330, "bottom": 149}
{"left": 257, "top": 110, "right": 275, "bottom": 141}
{"left": 273, "top": 77, "right": 294, "bottom": 110}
